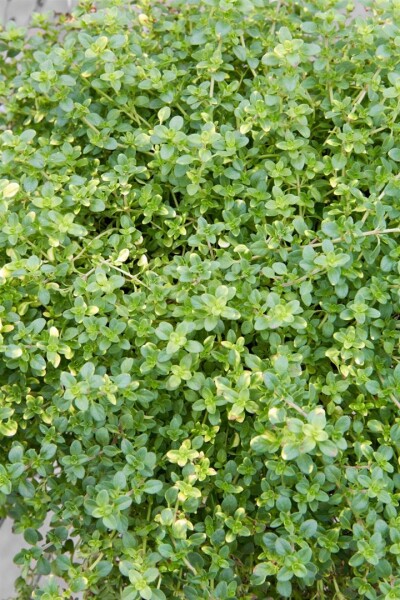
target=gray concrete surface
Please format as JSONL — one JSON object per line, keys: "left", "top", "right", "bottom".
{"left": 0, "top": 519, "right": 25, "bottom": 599}
{"left": 0, "top": 0, "right": 369, "bottom": 25}
{"left": 0, "top": 0, "right": 75, "bottom": 25}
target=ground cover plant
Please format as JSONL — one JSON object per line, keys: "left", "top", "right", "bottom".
{"left": 0, "top": 0, "right": 400, "bottom": 597}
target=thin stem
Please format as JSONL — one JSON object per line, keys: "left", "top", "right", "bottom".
{"left": 379, "top": 173, "right": 400, "bottom": 200}
{"left": 388, "top": 393, "right": 400, "bottom": 411}
{"left": 88, "top": 552, "right": 104, "bottom": 571}
{"left": 79, "top": 74, "right": 151, "bottom": 128}
{"left": 14, "top": 157, "right": 51, "bottom": 180}
{"left": 98, "top": 89, "right": 141, "bottom": 125}
{"left": 82, "top": 116, "right": 100, "bottom": 134}
{"left": 143, "top": 498, "right": 153, "bottom": 555}
{"left": 359, "top": 227, "right": 400, "bottom": 237}
{"left": 82, "top": 266, "right": 96, "bottom": 280}
{"left": 209, "top": 76, "right": 215, "bottom": 98}
{"left": 360, "top": 210, "right": 370, "bottom": 225}
{"left": 72, "top": 229, "right": 117, "bottom": 263}
{"left": 348, "top": 87, "right": 367, "bottom": 115}
{"left": 176, "top": 103, "right": 189, "bottom": 118}
{"left": 348, "top": 68, "right": 381, "bottom": 117}
{"left": 24, "top": 238, "right": 48, "bottom": 259}
{"left": 305, "top": 227, "right": 400, "bottom": 249}
{"left": 282, "top": 397, "right": 308, "bottom": 418}
{"left": 378, "top": 375, "right": 400, "bottom": 411}
{"left": 183, "top": 556, "right": 198, "bottom": 576}
{"left": 99, "top": 259, "right": 150, "bottom": 289}
{"left": 169, "top": 535, "right": 198, "bottom": 576}
{"left": 173, "top": 497, "right": 180, "bottom": 521}
{"left": 327, "top": 83, "right": 334, "bottom": 105}
{"left": 239, "top": 33, "right": 257, "bottom": 78}
{"left": 370, "top": 125, "right": 390, "bottom": 135}
{"left": 281, "top": 268, "right": 323, "bottom": 288}
{"left": 171, "top": 191, "right": 179, "bottom": 209}
{"left": 332, "top": 576, "right": 347, "bottom": 600}
{"left": 271, "top": 0, "right": 282, "bottom": 36}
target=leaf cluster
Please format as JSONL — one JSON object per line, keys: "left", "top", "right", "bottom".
{"left": 1, "top": 0, "right": 400, "bottom": 598}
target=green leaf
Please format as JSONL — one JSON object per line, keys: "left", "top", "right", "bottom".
{"left": 143, "top": 480, "right": 163, "bottom": 494}
{"left": 169, "top": 116, "right": 184, "bottom": 131}
{"left": 5, "top": 345, "right": 23, "bottom": 359}
{"left": 319, "top": 440, "right": 338, "bottom": 457}
{"left": 276, "top": 580, "right": 292, "bottom": 598}
{"left": 254, "top": 316, "right": 269, "bottom": 331}
{"left": 122, "top": 586, "right": 139, "bottom": 600}
{"left": 308, "top": 407, "right": 326, "bottom": 428}
{"left": 273, "top": 355, "right": 289, "bottom": 374}
{"left": 299, "top": 520, "right": 318, "bottom": 537}
{"left": 251, "top": 562, "right": 276, "bottom": 585}
{"left": 250, "top": 435, "right": 271, "bottom": 454}
{"left": 389, "top": 148, "right": 400, "bottom": 161}
{"left": 23, "top": 528, "right": 40, "bottom": 545}
{"left": 282, "top": 443, "right": 300, "bottom": 460}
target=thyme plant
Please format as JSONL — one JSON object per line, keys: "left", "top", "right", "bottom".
{"left": 0, "top": 0, "right": 400, "bottom": 598}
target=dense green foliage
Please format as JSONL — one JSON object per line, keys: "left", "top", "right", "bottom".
{"left": 1, "top": 0, "right": 400, "bottom": 598}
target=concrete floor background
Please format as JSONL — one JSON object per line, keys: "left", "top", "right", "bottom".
{"left": 0, "top": 0, "right": 368, "bottom": 25}
{"left": 0, "top": 0, "right": 76, "bottom": 25}
{"left": 0, "top": 0, "right": 368, "bottom": 598}
{"left": 0, "top": 520, "right": 25, "bottom": 600}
